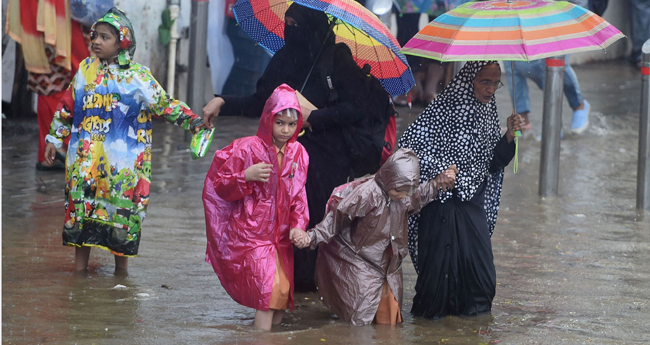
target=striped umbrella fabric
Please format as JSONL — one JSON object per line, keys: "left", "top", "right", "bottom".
{"left": 401, "top": 0, "right": 625, "bottom": 62}
{"left": 233, "top": 0, "right": 415, "bottom": 95}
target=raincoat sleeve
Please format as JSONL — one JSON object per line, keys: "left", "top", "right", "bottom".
{"left": 45, "top": 72, "right": 77, "bottom": 149}
{"left": 289, "top": 150, "right": 310, "bottom": 231}
{"left": 307, "top": 207, "right": 344, "bottom": 249}
{"left": 408, "top": 179, "right": 440, "bottom": 215}
{"left": 138, "top": 67, "right": 202, "bottom": 133}
{"left": 308, "top": 189, "right": 374, "bottom": 249}
{"left": 306, "top": 46, "right": 366, "bottom": 132}
{"left": 489, "top": 135, "right": 516, "bottom": 173}
{"left": 212, "top": 143, "right": 254, "bottom": 202}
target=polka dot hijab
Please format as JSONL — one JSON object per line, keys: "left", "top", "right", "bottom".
{"left": 398, "top": 61, "right": 505, "bottom": 271}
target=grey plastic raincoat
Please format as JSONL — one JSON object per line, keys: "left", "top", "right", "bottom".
{"left": 307, "top": 148, "right": 440, "bottom": 325}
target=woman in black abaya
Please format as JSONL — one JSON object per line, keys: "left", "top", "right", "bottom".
{"left": 201, "top": 4, "right": 366, "bottom": 291}
{"left": 398, "top": 61, "right": 523, "bottom": 319}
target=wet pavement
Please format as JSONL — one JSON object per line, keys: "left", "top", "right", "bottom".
{"left": 3, "top": 61, "right": 650, "bottom": 344}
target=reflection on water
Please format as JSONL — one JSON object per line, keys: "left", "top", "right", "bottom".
{"left": 3, "top": 62, "right": 650, "bottom": 344}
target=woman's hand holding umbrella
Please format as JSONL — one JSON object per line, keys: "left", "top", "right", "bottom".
{"left": 506, "top": 112, "right": 525, "bottom": 143}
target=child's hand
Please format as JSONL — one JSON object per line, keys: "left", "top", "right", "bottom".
{"left": 290, "top": 228, "right": 310, "bottom": 248}
{"left": 190, "top": 118, "right": 204, "bottom": 134}
{"left": 44, "top": 143, "right": 57, "bottom": 165}
{"left": 245, "top": 163, "right": 273, "bottom": 182}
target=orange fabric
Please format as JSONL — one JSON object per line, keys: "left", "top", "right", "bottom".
{"left": 275, "top": 144, "right": 286, "bottom": 167}
{"left": 269, "top": 250, "right": 290, "bottom": 310}
{"left": 6, "top": 0, "right": 49, "bottom": 73}
{"left": 375, "top": 281, "right": 402, "bottom": 325}
{"left": 6, "top": 0, "right": 72, "bottom": 73}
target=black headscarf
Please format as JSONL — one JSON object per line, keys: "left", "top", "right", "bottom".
{"left": 283, "top": 4, "right": 335, "bottom": 60}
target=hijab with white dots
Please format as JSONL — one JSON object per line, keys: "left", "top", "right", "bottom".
{"left": 398, "top": 60, "right": 505, "bottom": 271}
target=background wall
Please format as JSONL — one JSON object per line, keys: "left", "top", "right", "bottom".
{"left": 113, "top": 0, "right": 169, "bottom": 81}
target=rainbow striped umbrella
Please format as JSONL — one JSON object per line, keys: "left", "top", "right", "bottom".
{"left": 401, "top": 0, "right": 625, "bottom": 62}
{"left": 233, "top": 0, "right": 415, "bottom": 95}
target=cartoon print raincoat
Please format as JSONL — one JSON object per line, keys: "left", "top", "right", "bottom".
{"left": 307, "top": 148, "right": 439, "bottom": 325}
{"left": 203, "top": 84, "right": 309, "bottom": 311}
{"left": 45, "top": 8, "right": 202, "bottom": 257}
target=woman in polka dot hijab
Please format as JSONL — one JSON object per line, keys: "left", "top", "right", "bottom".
{"left": 398, "top": 61, "right": 523, "bottom": 319}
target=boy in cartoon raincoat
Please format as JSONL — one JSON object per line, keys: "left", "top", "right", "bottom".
{"left": 44, "top": 8, "right": 202, "bottom": 273}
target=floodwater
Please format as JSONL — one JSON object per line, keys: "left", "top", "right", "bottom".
{"left": 3, "top": 61, "right": 650, "bottom": 344}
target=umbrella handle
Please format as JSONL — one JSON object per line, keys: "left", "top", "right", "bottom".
{"left": 510, "top": 60, "right": 520, "bottom": 174}
{"left": 511, "top": 60, "right": 521, "bottom": 137}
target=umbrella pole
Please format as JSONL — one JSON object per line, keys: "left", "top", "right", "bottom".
{"left": 300, "top": 21, "right": 337, "bottom": 93}
{"left": 511, "top": 60, "right": 520, "bottom": 174}
{"left": 511, "top": 61, "right": 520, "bottom": 135}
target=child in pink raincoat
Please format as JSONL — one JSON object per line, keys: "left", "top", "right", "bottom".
{"left": 203, "top": 84, "right": 310, "bottom": 330}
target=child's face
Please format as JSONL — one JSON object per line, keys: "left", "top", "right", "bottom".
{"left": 92, "top": 23, "right": 120, "bottom": 60}
{"left": 387, "top": 188, "right": 410, "bottom": 202}
{"left": 272, "top": 110, "right": 298, "bottom": 149}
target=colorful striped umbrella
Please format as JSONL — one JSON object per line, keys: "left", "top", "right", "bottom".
{"left": 401, "top": 0, "right": 625, "bottom": 62}
{"left": 233, "top": 0, "right": 415, "bottom": 95}
{"left": 402, "top": 0, "right": 625, "bottom": 174}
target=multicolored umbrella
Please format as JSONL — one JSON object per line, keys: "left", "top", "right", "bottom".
{"left": 233, "top": 0, "right": 415, "bottom": 95}
{"left": 401, "top": 0, "right": 625, "bottom": 62}
{"left": 401, "top": 0, "right": 625, "bottom": 174}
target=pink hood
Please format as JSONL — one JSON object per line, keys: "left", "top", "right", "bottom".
{"left": 256, "top": 83, "right": 303, "bottom": 147}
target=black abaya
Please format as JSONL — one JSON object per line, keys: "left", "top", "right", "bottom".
{"left": 411, "top": 135, "right": 514, "bottom": 319}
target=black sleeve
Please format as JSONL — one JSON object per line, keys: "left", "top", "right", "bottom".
{"left": 219, "top": 94, "right": 264, "bottom": 117}
{"left": 489, "top": 135, "right": 516, "bottom": 173}
{"left": 307, "top": 47, "right": 366, "bottom": 132}
{"left": 218, "top": 52, "right": 288, "bottom": 118}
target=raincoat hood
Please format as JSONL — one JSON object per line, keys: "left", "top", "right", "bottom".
{"left": 91, "top": 7, "right": 136, "bottom": 68}
{"left": 375, "top": 149, "right": 420, "bottom": 193}
{"left": 256, "top": 84, "right": 303, "bottom": 147}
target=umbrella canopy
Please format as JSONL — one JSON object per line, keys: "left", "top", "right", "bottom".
{"left": 401, "top": 0, "right": 625, "bottom": 62}
{"left": 233, "top": 0, "right": 415, "bottom": 95}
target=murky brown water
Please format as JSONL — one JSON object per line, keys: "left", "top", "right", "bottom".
{"left": 3, "top": 61, "right": 650, "bottom": 344}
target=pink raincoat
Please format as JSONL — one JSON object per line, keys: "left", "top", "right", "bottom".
{"left": 203, "top": 84, "right": 309, "bottom": 311}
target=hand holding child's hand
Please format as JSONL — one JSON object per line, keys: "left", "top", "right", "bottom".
{"left": 245, "top": 163, "right": 273, "bottom": 182}
{"left": 435, "top": 164, "right": 458, "bottom": 192}
{"left": 290, "top": 228, "right": 310, "bottom": 249}
{"left": 444, "top": 165, "right": 458, "bottom": 181}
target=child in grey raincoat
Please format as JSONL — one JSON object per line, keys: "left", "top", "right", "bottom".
{"left": 294, "top": 148, "right": 457, "bottom": 325}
